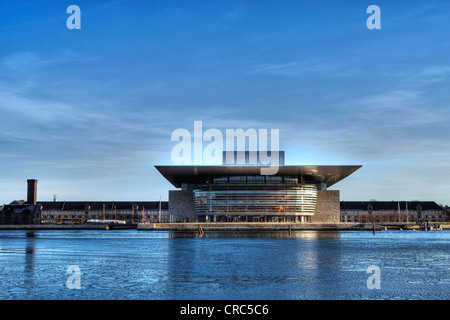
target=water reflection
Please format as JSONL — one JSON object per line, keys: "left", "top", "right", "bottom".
{"left": 304, "top": 233, "right": 345, "bottom": 299}
{"left": 162, "top": 230, "right": 344, "bottom": 299}
{"left": 168, "top": 230, "right": 342, "bottom": 240}
{"left": 24, "top": 232, "right": 36, "bottom": 297}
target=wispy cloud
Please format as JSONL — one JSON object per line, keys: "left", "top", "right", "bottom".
{"left": 249, "top": 59, "right": 359, "bottom": 78}
{"left": 406, "top": 65, "right": 450, "bottom": 85}
{"left": 278, "top": 89, "right": 448, "bottom": 160}
{"left": 0, "top": 50, "right": 173, "bottom": 189}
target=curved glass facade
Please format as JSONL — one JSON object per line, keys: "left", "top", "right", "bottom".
{"left": 192, "top": 176, "right": 317, "bottom": 220}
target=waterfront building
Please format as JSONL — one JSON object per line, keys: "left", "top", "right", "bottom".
{"left": 340, "top": 201, "right": 446, "bottom": 223}
{"left": 38, "top": 201, "right": 169, "bottom": 224}
{"left": 0, "top": 180, "right": 41, "bottom": 225}
{"left": 0, "top": 201, "right": 41, "bottom": 225}
{"left": 156, "top": 151, "right": 362, "bottom": 223}
{"left": 3, "top": 177, "right": 448, "bottom": 226}
{"left": 0, "top": 179, "right": 170, "bottom": 225}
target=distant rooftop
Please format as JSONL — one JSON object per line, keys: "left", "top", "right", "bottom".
{"left": 340, "top": 201, "right": 443, "bottom": 211}
{"left": 37, "top": 201, "right": 168, "bottom": 211}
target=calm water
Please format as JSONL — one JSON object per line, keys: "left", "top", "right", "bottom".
{"left": 0, "top": 229, "right": 448, "bottom": 300}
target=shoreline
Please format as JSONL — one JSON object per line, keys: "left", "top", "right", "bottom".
{"left": 0, "top": 224, "right": 136, "bottom": 230}
{"left": 137, "top": 222, "right": 377, "bottom": 231}
{"left": 0, "top": 222, "right": 447, "bottom": 231}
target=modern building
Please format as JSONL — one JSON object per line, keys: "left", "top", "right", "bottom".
{"left": 156, "top": 151, "right": 362, "bottom": 223}
{"left": 340, "top": 201, "right": 446, "bottom": 223}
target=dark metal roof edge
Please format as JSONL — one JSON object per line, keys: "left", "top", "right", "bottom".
{"left": 155, "top": 164, "right": 362, "bottom": 188}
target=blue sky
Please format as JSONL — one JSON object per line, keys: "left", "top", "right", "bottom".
{"left": 1, "top": 0, "right": 449, "bottom": 204}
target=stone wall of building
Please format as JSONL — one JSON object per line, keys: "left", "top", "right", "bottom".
{"left": 169, "top": 190, "right": 197, "bottom": 222}
{"left": 312, "top": 190, "right": 340, "bottom": 223}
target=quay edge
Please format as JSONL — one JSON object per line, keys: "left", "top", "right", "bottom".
{"left": 0, "top": 224, "right": 137, "bottom": 230}
{"left": 137, "top": 222, "right": 382, "bottom": 231}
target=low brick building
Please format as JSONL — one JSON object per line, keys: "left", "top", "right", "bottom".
{"left": 38, "top": 201, "right": 169, "bottom": 224}
{"left": 340, "top": 201, "right": 447, "bottom": 223}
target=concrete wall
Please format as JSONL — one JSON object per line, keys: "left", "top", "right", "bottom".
{"left": 311, "top": 190, "right": 340, "bottom": 223}
{"left": 169, "top": 190, "right": 197, "bottom": 222}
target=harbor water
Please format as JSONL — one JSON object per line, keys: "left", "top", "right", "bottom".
{"left": 0, "top": 230, "right": 448, "bottom": 300}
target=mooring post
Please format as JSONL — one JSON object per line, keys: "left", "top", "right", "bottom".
{"left": 373, "top": 223, "right": 376, "bottom": 235}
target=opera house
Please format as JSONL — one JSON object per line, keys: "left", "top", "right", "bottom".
{"left": 156, "top": 151, "right": 361, "bottom": 223}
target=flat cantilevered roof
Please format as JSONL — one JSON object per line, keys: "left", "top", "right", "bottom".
{"left": 155, "top": 165, "right": 362, "bottom": 188}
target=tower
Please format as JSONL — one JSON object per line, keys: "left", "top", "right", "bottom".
{"left": 27, "top": 179, "right": 38, "bottom": 205}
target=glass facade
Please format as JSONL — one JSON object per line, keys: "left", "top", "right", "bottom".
{"left": 192, "top": 176, "right": 317, "bottom": 221}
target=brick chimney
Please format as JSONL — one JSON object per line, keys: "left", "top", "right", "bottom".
{"left": 27, "top": 179, "right": 38, "bottom": 205}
